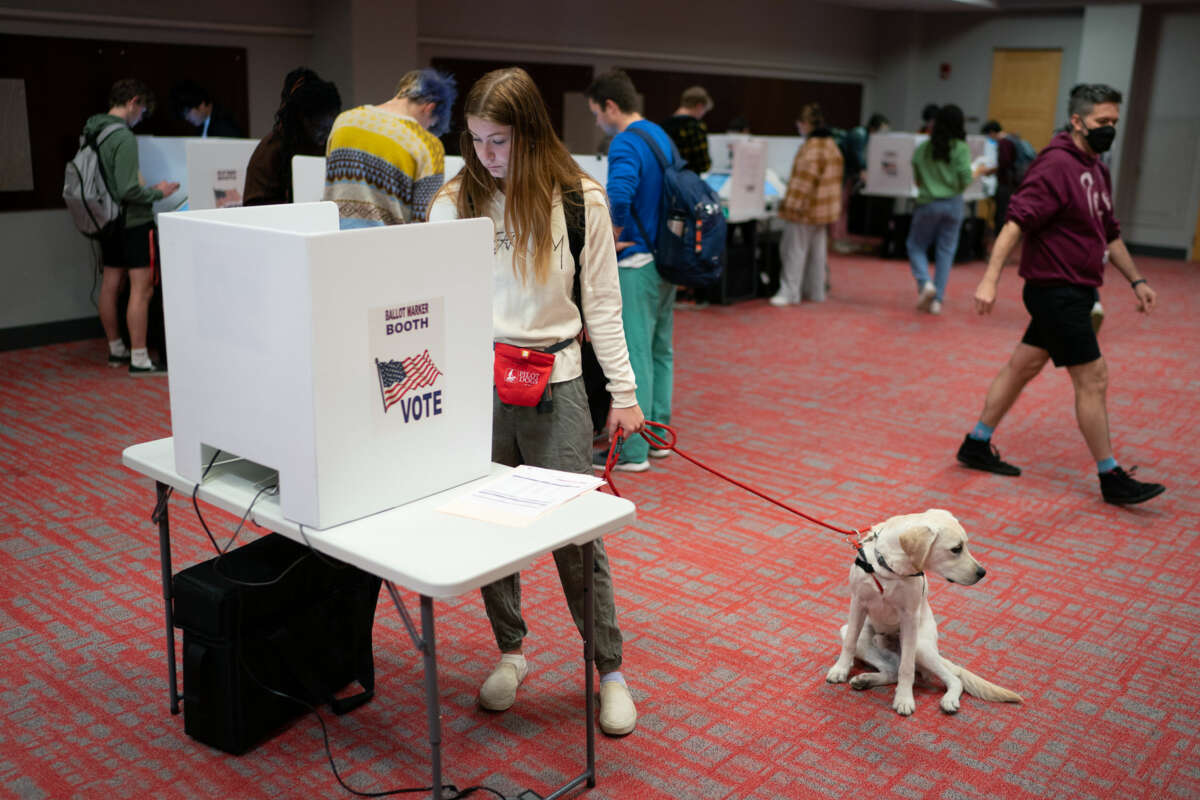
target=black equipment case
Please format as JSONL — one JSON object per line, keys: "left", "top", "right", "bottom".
{"left": 173, "top": 533, "right": 382, "bottom": 754}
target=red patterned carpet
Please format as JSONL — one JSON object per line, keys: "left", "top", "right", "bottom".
{"left": 2, "top": 254, "right": 1197, "bottom": 800}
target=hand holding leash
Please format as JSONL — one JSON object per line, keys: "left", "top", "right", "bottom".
{"left": 607, "top": 404, "right": 645, "bottom": 440}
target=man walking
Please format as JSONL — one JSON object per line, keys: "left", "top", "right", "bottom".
{"left": 957, "top": 84, "right": 1165, "bottom": 505}
{"left": 586, "top": 69, "right": 675, "bottom": 472}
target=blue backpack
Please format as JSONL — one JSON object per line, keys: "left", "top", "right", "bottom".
{"left": 627, "top": 127, "right": 726, "bottom": 288}
{"left": 1009, "top": 134, "right": 1038, "bottom": 186}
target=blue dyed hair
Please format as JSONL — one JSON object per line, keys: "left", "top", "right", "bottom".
{"left": 396, "top": 68, "right": 457, "bottom": 137}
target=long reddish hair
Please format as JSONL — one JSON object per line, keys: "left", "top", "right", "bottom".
{"left": 436, "top": 67, "right": 590, "bottom": 285}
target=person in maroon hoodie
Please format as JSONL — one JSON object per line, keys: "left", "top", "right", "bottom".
{"left": 955, "top": 84, "right": 1165, "bottom": 505}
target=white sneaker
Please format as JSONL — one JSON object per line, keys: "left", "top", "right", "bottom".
{"left": 598, "top": 681, "right": 637, "bottom": 736}
{"left": 648, "top": 448, "right": 671, "bottom": 459}
{"left": 768, "top": 294, "right": 791, "bottom": 307}
{"left": 479, "top": 654, "right": 528, "bottom": 711}
{"left": 929, "top": 299, "right": 943, "bottom": 315}
{"left": 917, "top": 282, "right": 937, "bottom": 312}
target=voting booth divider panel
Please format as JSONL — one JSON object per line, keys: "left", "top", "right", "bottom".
{"left": 156, "top": 202, "right": 495, "bottom": 530}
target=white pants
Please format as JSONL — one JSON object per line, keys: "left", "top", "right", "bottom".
{"left": 777, "top": 222, "right": 828, "bottom": 303}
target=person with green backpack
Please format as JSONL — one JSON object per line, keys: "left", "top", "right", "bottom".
{"left": 84, "top": 79, "right": 179, "bottom": 375}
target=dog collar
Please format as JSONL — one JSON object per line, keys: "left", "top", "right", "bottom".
{"left": 873, "top": 548, "right": 924, "bottom": 579}
{"left": 853, "top": 546, "right": 886, "bottom": 594}
{"left": 854, "top": 537, "right": 924, "bottom": 595}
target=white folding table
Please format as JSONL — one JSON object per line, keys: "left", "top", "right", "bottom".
{"left": 122, "top": 437, "right": 636, "bottom": 800}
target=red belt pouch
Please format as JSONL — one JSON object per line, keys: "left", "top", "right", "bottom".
{"left": 493, "top": 343, "right": 556, "bottom": 406}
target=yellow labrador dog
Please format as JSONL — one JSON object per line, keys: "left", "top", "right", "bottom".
{"left": 825, "top": 509, "right": 1022, "bottom": 715}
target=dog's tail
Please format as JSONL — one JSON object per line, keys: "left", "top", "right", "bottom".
{"left": 946, "top": 659, "right": 1023, "bottom": 703}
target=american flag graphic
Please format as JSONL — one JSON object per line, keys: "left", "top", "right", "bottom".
{"left": 376, "top": 352, "right": 442, "bottom": 412}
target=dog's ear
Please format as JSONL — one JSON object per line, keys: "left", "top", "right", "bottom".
{"left": 899, "top": 525, "right": 938, "bottom": 572}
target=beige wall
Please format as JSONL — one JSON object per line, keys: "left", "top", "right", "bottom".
{"left": 417, "top": 0, "right": 879, "bottom": 83}
{"left": 871, "top": 8, "right": 1084, "bottom": 133}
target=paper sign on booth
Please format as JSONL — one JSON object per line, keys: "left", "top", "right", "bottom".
{"left": 369, "top": 297, "right": 447, "bottom": 427}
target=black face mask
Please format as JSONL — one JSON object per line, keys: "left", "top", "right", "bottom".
{"left": 1082, "top": 123, "right": 1117, "bottom": 154}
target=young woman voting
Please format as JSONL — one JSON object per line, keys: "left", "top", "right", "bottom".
{"left": 429, "top": 67, "right": 643, "bottom": 736}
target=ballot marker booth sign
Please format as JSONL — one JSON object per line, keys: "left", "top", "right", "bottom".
{"left": 156, "top": 202, "right": 494, "bottom": 529}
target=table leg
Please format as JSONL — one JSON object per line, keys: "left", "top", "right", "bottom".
{"left": 542, "top": 539, "right": 598, "bottom": 800}
{"left": 154, "top": 480, "right": 180, "bottom": 714}
{"left": 583, "top": 539, "right": 596, "bottom": 788}
{"left": 420, "top": 595, "right": 443, "bottom": 800}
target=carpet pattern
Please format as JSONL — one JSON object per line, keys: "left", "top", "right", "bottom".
{"left": 1, "top": 254, "right": 1197, "bottom": 799}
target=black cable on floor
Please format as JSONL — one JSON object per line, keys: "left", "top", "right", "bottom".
{"left": 238, "top": 657, "right": 506, "bottom": 800}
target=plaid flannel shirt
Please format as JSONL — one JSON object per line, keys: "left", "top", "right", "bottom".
{"left": 778, "top": 134, "right": 844, "bottom": 225}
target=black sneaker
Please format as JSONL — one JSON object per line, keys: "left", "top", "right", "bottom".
{"left": 108, "top": 352, "right": 131, "bottom": 367}
{"left": 129, "top": 361, "right": 168, "bottom": 377}
{"left": 1100, "top": 466, "right": 1165, "bottom": 505}
{"left": 956, "top": 434, "right": 1021, "bottom": 476}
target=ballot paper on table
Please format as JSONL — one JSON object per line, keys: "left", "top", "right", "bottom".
{"left": 437, "top": 465, "right": 606, "bottom": 526}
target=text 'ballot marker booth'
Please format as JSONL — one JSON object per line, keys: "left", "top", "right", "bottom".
{"left": 157, "top": 202, "right": 495, "bottom": 530}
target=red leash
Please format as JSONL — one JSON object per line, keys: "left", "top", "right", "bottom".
{"left": 601, "top": 421, "right": 871, "bottom": 554}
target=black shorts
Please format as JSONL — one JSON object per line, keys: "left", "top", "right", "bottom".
{"left": 1020, "top": 282, "right": 1101, "bottom": 367}
{"left": 100, "top": 221, "right": 155, "bottom": 269}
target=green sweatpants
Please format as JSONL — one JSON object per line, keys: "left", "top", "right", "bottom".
{"left": 617, "top": 262, "right": 674, "bottom": 462}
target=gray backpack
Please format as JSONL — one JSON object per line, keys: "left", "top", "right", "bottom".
{"left": 62, "top": 122, "right": 125, "bottom": 237}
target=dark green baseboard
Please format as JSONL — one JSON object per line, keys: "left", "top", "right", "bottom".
{"left": 1127, "top": 242, "right": 1187, "bottom": 260}
{"left": 0, "top": 317, "right": 103, "bottom": 352}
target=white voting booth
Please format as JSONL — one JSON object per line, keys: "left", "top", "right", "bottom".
{"left": 726, "top": 139, "right": 767, "bottom": 221}
{"left": 138, "top": 136, "right": 199, "bottom": 214}
{"left": 572, "top": 154, "right": 608, "bottom": 186}
{"left": 864, "top": 133, "right": 991, "bottom": 201}
{"left": 291, "top": 155, "right": 326, "bottom": 204}
{"left": 156, "top": 202, "right": 494, "bottom": 529}
{"left": 705, "top": 134, "right": 792, "bottom": 219}
{"left": 708, "top": 134, "right": 803, "bottom": 183}
{"left": 185, "top": 138, "right": 261, "bottom": 210}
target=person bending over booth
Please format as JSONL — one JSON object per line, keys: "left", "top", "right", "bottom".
{"left": 324, "top": 68, "right": 456, "bottom": 227}
{"left": 244, "top": 68, "right": 341, "bottom": 206}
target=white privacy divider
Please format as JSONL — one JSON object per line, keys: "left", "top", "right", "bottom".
{"left": 157, "top": 201, "right": 495, "bottom": 529}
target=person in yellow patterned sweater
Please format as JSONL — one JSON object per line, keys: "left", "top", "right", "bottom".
{"left": 323, "top": 68, "right": 456, "bottom": 228}
{"left": 771, "top": 103, "right": 844, "bottom": 306}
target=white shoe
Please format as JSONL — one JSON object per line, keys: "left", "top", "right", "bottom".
{"left": 929, "top": 299, "right": 943, "bottom": 315}
{"left": 917, "top": 282, "right": 937, "bottom": 312}
{"left": 648, "top": 448, "right": 671, "bottom": 459}
{"left": 598, "top": 681, "right": 637, "bottom": 736}
{"left": 479, "top": 654, "right": 528, "bottom": 711}
{"left": 768, "top": 294, "right": 791, "bottom": 307}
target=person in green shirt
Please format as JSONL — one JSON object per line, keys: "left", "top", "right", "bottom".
{"left": 87, "top": 79, "right": 179, "bottom": 375}
{"left": 906, "top": 104, "right": 982, "bottom": 314}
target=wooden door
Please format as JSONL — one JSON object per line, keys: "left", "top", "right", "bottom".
{"left": 987, "top": 49, "right": 1062, "bottom": 151}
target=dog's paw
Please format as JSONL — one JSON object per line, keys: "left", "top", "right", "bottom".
{"left": 826, "top": 663, "right": 851, "bottom": 684}
{"left": 849, "top": 674, "right": 873, "bottom": 690}
{"left": 892, "top": 693, "right": 916, "bottom": 716}
{"left": 940, "top": 694, "right": 961, "bottom": 714}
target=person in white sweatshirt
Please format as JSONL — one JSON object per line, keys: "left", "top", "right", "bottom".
{"left": 429, "top": 67, "right": 643, "bottom": 736}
